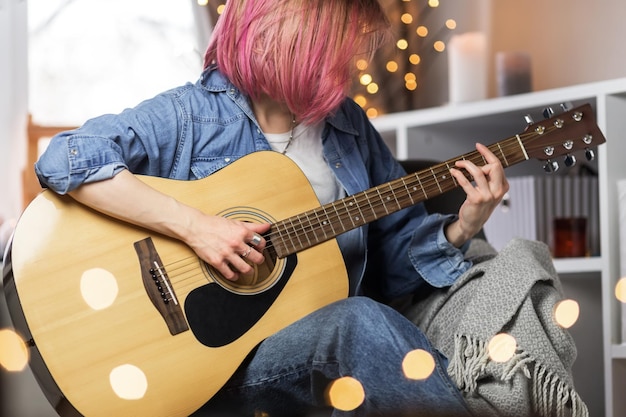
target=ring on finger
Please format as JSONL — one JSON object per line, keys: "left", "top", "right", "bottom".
{"left": 249, "top": 233, "right": 263, "bottom": 246}
{"left": 241, "top": 247, "right": 252, "bottom": 258}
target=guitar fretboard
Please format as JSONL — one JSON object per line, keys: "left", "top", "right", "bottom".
{"left": 270, "top": 136, "right": 528, "bottom": 258}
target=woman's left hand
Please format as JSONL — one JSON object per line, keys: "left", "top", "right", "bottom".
{"left": 445, "top": 142, "right": 509, "bottom": 247}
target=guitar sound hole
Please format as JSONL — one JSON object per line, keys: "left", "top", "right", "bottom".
{"left": 204, "top": 246, "right": 284, "bottom": 295}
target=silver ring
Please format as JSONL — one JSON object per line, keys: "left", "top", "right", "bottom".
{"left": 241, "top": 247, "right": 252, "bottom": 258}
{"left": 249, "top": 233, "right": 263, "bottom": 246}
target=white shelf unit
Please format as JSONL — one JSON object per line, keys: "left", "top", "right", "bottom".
{"left": 371, "top": 78, "right": 626, "bottom": 417}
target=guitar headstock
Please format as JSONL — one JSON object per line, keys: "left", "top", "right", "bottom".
{"left": 520, "top": 103, "right": 606, "bottom": 172}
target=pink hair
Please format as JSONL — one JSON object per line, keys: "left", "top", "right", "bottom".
{"left": 204, "top": 0, "right": 390, "bottom": 124}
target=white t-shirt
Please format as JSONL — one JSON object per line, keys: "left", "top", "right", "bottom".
{"left": 264, "top": 122, "right": 345, "bottom": 205}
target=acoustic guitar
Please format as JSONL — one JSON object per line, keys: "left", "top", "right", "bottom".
{"left": 2, "top": 104, "right": 605, "bottom": 416}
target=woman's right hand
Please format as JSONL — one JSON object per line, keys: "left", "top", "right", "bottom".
{"left": 181, "top": 211, "right": 270, "bottom": 281}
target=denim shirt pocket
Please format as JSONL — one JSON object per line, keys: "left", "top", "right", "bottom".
{"left": 190, "top": 155, "right": 243, "bottom": 179}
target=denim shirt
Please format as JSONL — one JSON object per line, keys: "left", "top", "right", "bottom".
{"left": 35, "top": 67, "right": 471, "bottom": 299}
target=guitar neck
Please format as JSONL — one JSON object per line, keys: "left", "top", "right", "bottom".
{"left": 270, "top": 135, "right": 528, "bottom": 258}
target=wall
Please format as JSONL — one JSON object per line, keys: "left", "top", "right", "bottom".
{"left": 0, "top": 0, "right": 27, "bottom": 224}
{"left": 489, "top": 0, "right": 626, "bottom": 95}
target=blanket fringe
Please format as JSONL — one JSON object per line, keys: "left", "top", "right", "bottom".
{"left": 449, "top": 334, "right": 589, "bottom": 417}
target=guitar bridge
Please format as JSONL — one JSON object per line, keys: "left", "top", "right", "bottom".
{"left": 134, "top": 237, "right": 189, "bottom": 335}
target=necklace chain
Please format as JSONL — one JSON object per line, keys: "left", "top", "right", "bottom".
{"left": 281, "top": 116, "right": 297, "bottom": 155}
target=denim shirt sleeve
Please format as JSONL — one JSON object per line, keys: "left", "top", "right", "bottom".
{"left": 35, "top": 89, "right": 185, "bottom": 194}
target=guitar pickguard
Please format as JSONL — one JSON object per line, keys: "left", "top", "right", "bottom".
{"left": 185, "top": 254, "right": 298, "bottom": 347}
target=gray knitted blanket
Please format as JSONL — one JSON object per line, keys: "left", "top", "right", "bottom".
{"left": 406, "top": 238, "right": 588, "bottom": 417}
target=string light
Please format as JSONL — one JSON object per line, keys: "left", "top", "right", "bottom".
{"left": 386, "top": 60, "right": 399, "bottom": 72}
{"left": 366, "top": 108, "right": 379, "bottom": 118}
{"left": 396, "top": 39, "right": 409, "bottom": 50}
{"left": 349, "top": 1, "right": 457, "bottom": 116}
{"left": 433, "top": 40, "right": 446, "bottom": 52}
{"left": 367, "top": 83, "right": 379, "bottom": 94}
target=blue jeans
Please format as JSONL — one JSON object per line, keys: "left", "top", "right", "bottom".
{"left": 193, "top": 297, "right": 472, "bottom": 417}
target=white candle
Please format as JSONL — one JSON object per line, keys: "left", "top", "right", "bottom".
{"left": 448, "top": 32, "right": 487, "bottom": 104}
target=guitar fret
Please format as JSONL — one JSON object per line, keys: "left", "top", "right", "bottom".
{"left": 446, "top": 162, "right": 458, "bottom": 186}
{"left": 375, "top": 187, "right": 390, "bottom": 215}
{"left": 342, "top": 199, "right": 357, "bottom": 228}
{"left": 363, "top": 191, "right": 377, "bottom": 219}
{"left": 400, "top": 177, "right": 416, "bottom": 205}
{"left": 387, "top": 183, "right": 402, "bottom": 211}
{"left": 430, "top": 167, "right": 443, "bottom": 193}
{"left": 272, "top": 222, "right": 291, "bottom": 256}
{"left": 320, "top": 206, "right": 335, "bottom": 237}
{"left": 297, "top": 213, "right": 314, "bottom": 248}
{"left": 287, "top": 217, "right": 303, "bottom": 252}
{"left": 497, "top": 142, "right": 509, "bottom": 166}
{"left": 351, "top": 195, "right": 365, "bottom": 225}
{"left": 416, "top": 173, "right": 427, "bottom": 199}
{"left": 330, "top": 201, "right": 348, "bottom": 233}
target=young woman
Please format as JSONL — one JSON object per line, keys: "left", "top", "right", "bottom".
{"left": 35, "top": 0, "right": 508, "bottom": 415}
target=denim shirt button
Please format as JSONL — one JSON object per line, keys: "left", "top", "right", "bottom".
{"left": 224, "top": 157, "right": 231, "bottom": 162}
{"left": 335, "top": 162, "right": 342, "bottom": 169}
{"left": 70, "top": 149, "right": 78, "bottom": 156}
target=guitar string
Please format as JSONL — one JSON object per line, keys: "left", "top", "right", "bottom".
{"left": 262, "top": 122, "right": 588, "bottom": 254}
{"left": 262, "top": 129, "right": 538, "bottom": 248}
{"left": 159, "top": 121, "right": 587, "bottom": 290}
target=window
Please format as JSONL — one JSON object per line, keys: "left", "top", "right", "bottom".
{"left": 28, "top": 0, "right": 203, "bottom": 126}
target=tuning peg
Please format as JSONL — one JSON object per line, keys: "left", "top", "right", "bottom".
{"left": 585, "top": 148, "right": 596, "bottom": 161}
{"left": 564, "top": 154, "right": 577, "bottom": 167}
{"left": 543, "top": 107, "right": 555, "bottom": 119}
{"left": 543, "top": 160, "right": 560, "bottom": 173}
{"left": 524, "top": 114, "right": 534, "bottom": 125}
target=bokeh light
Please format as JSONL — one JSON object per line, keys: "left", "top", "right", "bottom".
{"left": 554, "top": 299, "right": 580, "bottom": 329}
{"left": 402, "top": 349, "right": 435, "bottom": 380}
{"left": 356, "top": 59, "right": 369, "bottom": 71}
{"left": 367, "top": 83, "right": 379, "bottom": 94}
{"left": 109, "top": 364, "right": 149, "bottom": 400}
{"left": 488, "top": 333, "right": 517, "bottom": 363}
{"left": 366, "top": 108, "right": 379, "bottom": 118}
{"left": 433, "top": 41, "right": 446, "bottom": 52}
{"left": 354, "top": 94, "right": 367, "bottom": 108}
{"left": 0, "top": 329, "right": 29, "bottom": 372}
{"left": 615, "top": 277, "right": 626, "bottom": 303}
{"left": 386, "top": 61, "right": 399, "bottom": 73}
{"left": 326, "top": 376, "right": 365, "bottom": 411}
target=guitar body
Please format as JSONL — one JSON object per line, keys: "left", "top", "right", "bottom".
{"left": 4, "top": 152, "right": 349, "bottom": 417}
